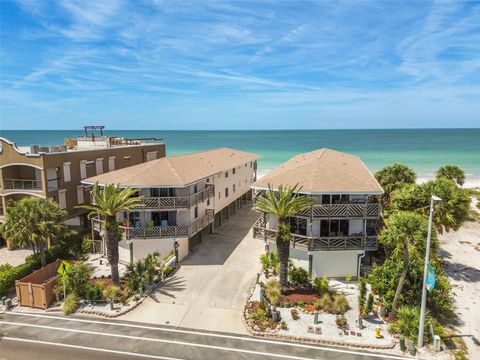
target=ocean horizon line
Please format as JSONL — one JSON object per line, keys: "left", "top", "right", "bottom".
{"left": 2, "top": 127, "right": 480, "bottom": 132}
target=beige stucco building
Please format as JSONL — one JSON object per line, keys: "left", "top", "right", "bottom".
{"left": 251, "top": 148, "right": 384, "bottom": 278}
{"left": 83, "top": 147, "right": 259, "bottom": 262}
{"left": 0, "top": 126, "right": 166, "bottom": 243}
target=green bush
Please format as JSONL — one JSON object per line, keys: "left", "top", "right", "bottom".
{"left": 264, "top": 279, "right": 281, "bottom": 306}
{"left": 0, "top": 259, "right": 40, "bottom": 296}
{"left": 65, "top": 263, "right": 90, "bottom": 297}
{"left": 103, "top": 285, "right": 122, "bottom": 306}
{"left": 84, "top": 282, "right": 104, "bottom": 302}
{"left": 81, "top": 237, "right": 95, "bottom": 254}
{"left": 63, "top": 293, "right": 79, "bottom": 315}
{"left": 319, "top": 294, "right": 332, "bottom": 312}
{"left": 288, "top": 266, "right": 309, "bottom": 286}
{"left": 366, "top": 294, "right": 374, "bottom": 314}
{"left": 312, "top": 276, "right": 329, "bottom": 296}
{"left": 332, "top": 294, "right": 349, "bottom": 314}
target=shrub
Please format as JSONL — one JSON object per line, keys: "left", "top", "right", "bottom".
{"left": 312, "top": 300, "right": 322, "bottom": 310}
{"left": 0, "top": 259, "right": 40, "bottom": 296}
{"left": 319, "top": 294, "right": 332, "bottom": 312}
{"left": 103, "top": 285, "right": 122, "bottom": 309}
{"left": 65, "top": 263, "right": 90, "bottom": 297}
{"left": 335, "top": 315, "right": 348, "bottom": 330}
{"left": 81, "top": 237, "right": 95, "bottom": 254}
{"left": 313, "top": 276, "right": 329, "bottom": 296}
{"left": 264, "top": 279, "right": 281, "bottom": 306}
{"left": 53, "top": 281, "right": 64, "bottom": 302}
{"left": 366, "top": 294, "right": 374, "bottom": 314}
{"left": 290, "top": 308, "right": 299, "bottom": 320}
{"left": 288, "top": 266, "right": 309, "bottom": 286}
{"left": 260, "top": 254, "right": 269, "bottom": 271}
{"left": 388, "top": 306, "right": 420, "bottom": 341}
{"left": 332, "top": 294, "right": 349, "bottom": 314}
{"left": 358, "top": 277, "right": 367, "bottom": 299}
{"left": 84, "top": 282, "right": 104, "bottom": 302}
{"left": 63, "top": 293, "right": 79, "bottom": 315}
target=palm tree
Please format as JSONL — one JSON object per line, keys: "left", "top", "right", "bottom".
{"left": 378, "top": 211, "right": 433, "bottom": 318}
{"left": 0, "top": 198, "right": 66, "bottom": 266}
{"left": 392, "top": 178, "right": 470, "bottom": 233}
{"left": 436, "top": 165, "right": 465, "bottom": 186}
{"left": 375, "top": 163, "right": 416, "bottom": 209}
{"left": 254, "top": 184, "right": 313, "bottom": 290}
{"left": 78, "top": 183, "right": 143, "bottom": 284}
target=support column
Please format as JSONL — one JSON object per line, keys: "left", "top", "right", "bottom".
{"left": 226, "top": 205, "right": 230, "bottom": 219}
{"left": 210, "top": 221, "right": 215, "bottom": 234}
{"left": 308, "top": 253, "right": 313, "bottom": 277}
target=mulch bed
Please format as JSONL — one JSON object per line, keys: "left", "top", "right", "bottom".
{"left": 281, "top": 286, "right": 320, "bottom": 304}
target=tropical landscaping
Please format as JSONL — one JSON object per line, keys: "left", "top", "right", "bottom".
{"left": 243, "top": 163, "right": 477, "bottom": 356}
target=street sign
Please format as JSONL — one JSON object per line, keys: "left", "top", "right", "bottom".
{"left": 57, "top": 260, "right": 71, "bottom": 276}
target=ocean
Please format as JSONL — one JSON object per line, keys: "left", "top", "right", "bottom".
{"left": 1, "top": 129, "right": 479, "bottom": 187}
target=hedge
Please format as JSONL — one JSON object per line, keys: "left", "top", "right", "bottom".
{"left": 0, "top": 231, "right": 83, "bottom": 297}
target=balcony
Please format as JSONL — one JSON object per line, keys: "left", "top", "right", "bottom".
{"left": 92, "top": 209, "right": 214, "bottom": 240}
{"left": 138, "top": 186, "right": 215, "bottom": 210}
{"left": 296, "top": 203, "right": 380, "bottom": 218}
{"left": 3, "top": 178, "right": 43, "bottom": 192}
{"left": 252, "top": 217, "right": 378, "bottom": 251}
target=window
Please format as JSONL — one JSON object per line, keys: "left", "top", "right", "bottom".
{"left": 225, "top": 187, "right": 229, "bottom": 198}
{"left": 233, "top": 184, "right": 236, "bottom": 193}
{"left": 219, "top": 192, "right": 221, "bottom": 199}
{"left": 58, "top": 189, "right": 67, "bottom": 209}
{"left": 80, "top": 161, "right": 87, "bottom": 179}
{"left": 233, "top": 168, "right": 236, "bottom": 175}
{"left": 123, "top": 156, "right": 131, "bottom": 161}
{"left": 108, "top": 156, "right": 115, "bottom": 172}
{"left": 225, "top": 171, "right": 229, "bottom": 178}
{"left": 194, "top": 184, "right": 198, "bottom": 193}
{"left": 96, "top": 158, "right": 104, "bottom": 175}
{"left": 245, "top": 163, "right": 247, "bottom": 167}
{"left": 194, "top": 206, "right": 198, "bottom": 219}
{"left": 63, "top": 162, "right": 71, "bottom": 182}
{"left": 206, "top": 177, "right": 210, "bottom": 183}
{"left": 207, "top": 198, "right": 210, "bottom": 206}
{"left": 77, "top": 185, "right": 84, "bottom": 204}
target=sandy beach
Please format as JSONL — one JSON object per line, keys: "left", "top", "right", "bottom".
{"left": 439, "top": 205, "right": 480, "bottom": 360}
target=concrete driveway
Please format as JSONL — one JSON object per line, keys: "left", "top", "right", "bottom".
{"left": 119, "top": 204, "right": 264, "bottom": 334}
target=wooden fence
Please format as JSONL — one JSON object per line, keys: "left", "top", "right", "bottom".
{"left": 15, "top": 259, "right": 60, "bottom": 309}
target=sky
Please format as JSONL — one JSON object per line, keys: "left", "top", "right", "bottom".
{"left": 0, "top": 0, "right": 479, "bottom": 130}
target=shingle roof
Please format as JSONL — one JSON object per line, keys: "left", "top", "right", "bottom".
{"left": 252, "top": 148, "right": 383, "bottom": 194}
{"left": 83, "top": 147, "right": 259, "bottom": 187}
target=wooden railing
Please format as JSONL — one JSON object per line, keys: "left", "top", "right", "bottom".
{"left": 252, "top": 217, "right": 378, "bottom": 251}
{"left": 135, "top": 185, "right": 215, "bottom": 210}
{"left": 296, "top": 203, "right": 380, "bottom": 218}
{"left": 92, "top": 209, "right": 214, "bottom": 240}
{"left": 3, "top": 178, "right": 43, "bottom": 191}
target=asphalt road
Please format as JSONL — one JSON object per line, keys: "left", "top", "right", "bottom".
{"left": 0, "top": 312, "right": 408, "bottom": 360}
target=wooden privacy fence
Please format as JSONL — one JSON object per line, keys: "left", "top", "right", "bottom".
{"left": 15, "top": 259, "right": 60, "bottom": 309}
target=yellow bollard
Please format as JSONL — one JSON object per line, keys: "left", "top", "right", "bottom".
{"left": 375, "top": 327, "right": 382, "bottom": 338}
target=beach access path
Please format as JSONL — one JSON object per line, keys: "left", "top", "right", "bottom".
{"left": 118, "top": 204, "right": 264, "bottom": 334}
{"left": 439, "top": 220, "right": 480, "bottom": 359}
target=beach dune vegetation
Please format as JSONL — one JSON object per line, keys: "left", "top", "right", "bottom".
{"left": 436, "top": 165, "right": 465, "bottom": 186}
{"left": 392, "top": 178, "right": 470, "bottom": 232}
{"left": 374, "top": 163, "right": 416, "bottom": 209}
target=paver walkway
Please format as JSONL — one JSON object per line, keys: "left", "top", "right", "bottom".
{"left": 119, "top": 204, "right": 264, "bottom": 334}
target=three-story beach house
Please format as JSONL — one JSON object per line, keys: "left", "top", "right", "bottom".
{"left": 251, "top": 148, "right": 383, "bottom": 278}
{"left": 83, "top": 148, "right": 259, "bottom": 262}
